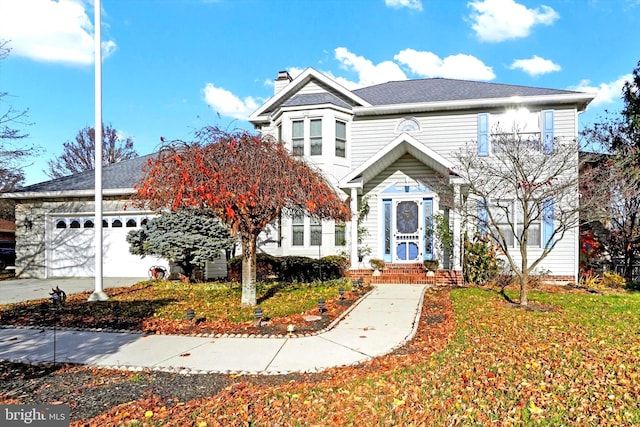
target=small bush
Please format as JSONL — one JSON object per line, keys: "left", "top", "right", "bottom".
{"left": 463, "top": 233, "right": 500, "bottom": 285}
{"left": 228, "top": 253, "right": 282, "bottom": 282}
{"left": 602, "top": 271, "right": 626, "bottom": 289}
{"left": 626, "top": 280, "right": 640, "bottom": 291}
{"left": 228, "top": 254, "right": 348, "bottom": 283}
{"left": 578, "top": 272, "right": 603, "bottom": 290}
{"left": 320, "top": 255, "right": 349, "bottom": 280}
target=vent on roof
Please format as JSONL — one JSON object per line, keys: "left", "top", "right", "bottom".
{"left": 274, "top": 70, "right": 292, "bottom": 95}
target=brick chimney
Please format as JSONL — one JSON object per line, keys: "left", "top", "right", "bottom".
{"left": 274, "top": 70, "right": 292, "bottom": 95}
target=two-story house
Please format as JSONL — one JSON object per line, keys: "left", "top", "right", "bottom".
{"left": 249, "top": 68, "right": 595, "bottom": 284}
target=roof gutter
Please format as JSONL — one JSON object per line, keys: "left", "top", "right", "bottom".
{"left": 353, "top": 93, "right": 597, "bottom": 116}
{"left": 1, "top": 188, "right": 136, "bottom": 200}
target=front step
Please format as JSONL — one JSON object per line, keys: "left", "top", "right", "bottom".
{"left": 346, "top": 264, "right": 463, "bottom": 286}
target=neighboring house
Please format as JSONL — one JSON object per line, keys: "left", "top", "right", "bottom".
{"left": 1, "top": 155, "right": 170, "bottom": 278}
{"left": 249, "top": 68, "right": 595, "bottom": 284}
{"left": 3, "top": 68, "right": 594, "bottom": 284}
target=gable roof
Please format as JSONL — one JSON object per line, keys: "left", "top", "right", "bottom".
{"left": 249, "top": 68, "right": 371, "bottom": 123}
{"left": 2, "top": 154, "right": 155, "bottom": 199}
{"left": 353, "top": 78, "right": 583, "bottom": 105}
{"left": 339, "top": 133, "right": 456, "bottom": 189}
{"left": 249, "top": 72, "right": 596, "bottom": 122}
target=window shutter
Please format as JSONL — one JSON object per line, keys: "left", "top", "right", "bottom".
{"left": 542, "top": 110, "right": 554, "bottom": 154}
{"left": 477, "top": 113, "right": 489, "bottom": 156}
{"left": 477, "top": 200, "right": 489, "bottom": 236}
{"left": 543, "top": 198, "right": 554, "bottom": 247}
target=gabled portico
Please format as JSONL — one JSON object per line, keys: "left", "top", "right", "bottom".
{"left": 340, "top": 133, "right": 463, "bottom": 273}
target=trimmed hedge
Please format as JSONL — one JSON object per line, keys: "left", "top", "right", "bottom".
{"left": 228, "top": 253, "right": 348, "bottom": 283}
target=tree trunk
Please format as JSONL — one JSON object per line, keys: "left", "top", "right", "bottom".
{"left": 519, "top": 244, "right": 529, "bottom": 306}
{"left": 240, "top": 232, "right": 257, "bottom": 307}
{"left": 519, "top": 270, "right": 529, "bottom": 306}
{"left": 624, "top": 246, "right": 634, "bottom": 282}
{"left": 520, "top": 277, "right": 529, "bottom": 306}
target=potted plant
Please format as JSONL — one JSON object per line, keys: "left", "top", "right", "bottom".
{"left": 357, "top": 245, "right": 372, "bottom": 263}
{"left": 423, "top": 259, "right": 439, "bottom": 272}
{"left": 370, "top": 258, "right": 385, "bottom": 276}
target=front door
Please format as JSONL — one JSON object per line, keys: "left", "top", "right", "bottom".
{"left": 394, "top": 199, "right": 422, "bottom": 262}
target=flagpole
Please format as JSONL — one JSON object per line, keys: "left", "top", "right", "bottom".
{"left": 89, "top": 0, "right": 107, "bottom": 301}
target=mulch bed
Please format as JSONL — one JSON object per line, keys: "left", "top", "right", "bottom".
{"left": 0, "top": 285, "right": 365, "bottom": 337}
{"left": 0, "top": 289, "right": 454, "bottom": 425}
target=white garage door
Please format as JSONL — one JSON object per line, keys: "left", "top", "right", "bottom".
{"left": 48, "top": 214, "right": 168, "bottom": 278}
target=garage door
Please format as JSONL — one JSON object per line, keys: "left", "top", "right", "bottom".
{"left": 48, "top": 214, "right": 167, "bottom": 278}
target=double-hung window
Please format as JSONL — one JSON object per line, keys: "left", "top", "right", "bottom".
{"left": 334, "top": 221, "right": 346, "bottom": 246}
{"left": 518, "top": 204, "right": 542, "bottom": 247}
{"left": 292, "top": 214, "right": 304, "bottom": 246}
{"left": 478, "top": 109, "right": 554, "bottom": 156}
{"left": 479, "top": 200, "right": 551, "bottom": 248}
{"left": 492, "top": 201, "right": 514, "bottom": 247}
{"left": 310, "top": 119, "right": 322, "bottom": 155}
{"left": 310, "top": 217, "right": 322, "bottom": 245}
{"left": 335, "top": 121, "right": 346, "bottom": 158}
{"left": 292, "top": 120, "right": 304, "bottom": 155}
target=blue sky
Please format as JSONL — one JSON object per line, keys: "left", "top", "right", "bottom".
{"left": 0, "top": 0, "right": 638, "bottom": 186}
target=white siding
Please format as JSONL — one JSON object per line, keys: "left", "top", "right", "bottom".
{"left": 350, "top": 111, "right": 479, "bottom": 169}
{"left": 359, "top": 155, "right": 444, "bottom": 262}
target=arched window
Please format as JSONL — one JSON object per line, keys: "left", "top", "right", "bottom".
{"left": 396, "top": 118, "right": 420, "bottom": 133}
{"left": 84, "top": 219, "right": 94, "bottom": 228}
{"left": 112, "top": 219, "right": 123, "bottom": 228}
{"left": 55, "top": 219, "right": 67, "bottom": 229}
{"left": 102, "top": 219, "right": 109, "bottom": 228}
{"left": 70, "top": 219, "right": 81, "bottom": 228}
{"left": 126, "top": 218, "right": 137, "bottom": 228}
{"left": 141, "top": 218, "right": 149, "bottom": 226}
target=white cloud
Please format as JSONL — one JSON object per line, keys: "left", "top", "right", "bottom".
{"left": 569, "top": 75, "right": 632, "bottom": 106}
{"left": 202, "top": 83, "right": 260, "bottom": 120}
{"left": 334, "top": 47, "right": 407, "bottom": 88}
{"left": 385, "top": 0, "right": 423, "bottom": 11}
{"left": 467, "top": 0, "right": 559, "bottom": 42}
{"left": 0, "top": 0, "right": 117, "bottom": 65}
{"left": 394, "top": 48, "right": 495, "bottom": 80}
{"left": 509, "top": 55, "right": 561, "bottom": 76}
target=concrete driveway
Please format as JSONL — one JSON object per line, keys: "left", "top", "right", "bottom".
{"left": 0, "top": 277, "right": 146, "bottom": 305}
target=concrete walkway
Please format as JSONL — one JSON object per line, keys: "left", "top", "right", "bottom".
{"left": 0, "top": 283, "right": 427, "bottom": 374}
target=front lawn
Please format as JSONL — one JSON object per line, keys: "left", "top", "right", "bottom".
{"left": 0, "top": 278, "right": 362, "bottom": 336}
{"left": 1, "top": 285, "right": 639, "bottom": 425}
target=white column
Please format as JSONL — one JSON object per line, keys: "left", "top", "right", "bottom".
{"left": 452, "top": 183, "right": 462, "bottom": 271}
{"left": 350, "top": 188, "right": 359, "bottom": 269}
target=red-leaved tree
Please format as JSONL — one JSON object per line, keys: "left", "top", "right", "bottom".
{"left": 134, "top": 127, "right": 351, "bottom": 306}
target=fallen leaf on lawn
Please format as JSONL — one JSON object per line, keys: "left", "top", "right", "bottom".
{"left": 179, "top": 353, "right": 191, "bottom": 357}
{"left": 529, "top": 401, "right": 543, "bottom": 415}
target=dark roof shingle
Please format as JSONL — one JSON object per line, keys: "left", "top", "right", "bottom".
{"left": 18, "top": 154, "right": 155, "bottom": 193}
{"left": 353, "top": 78, "right": 581, "bottom": 106}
